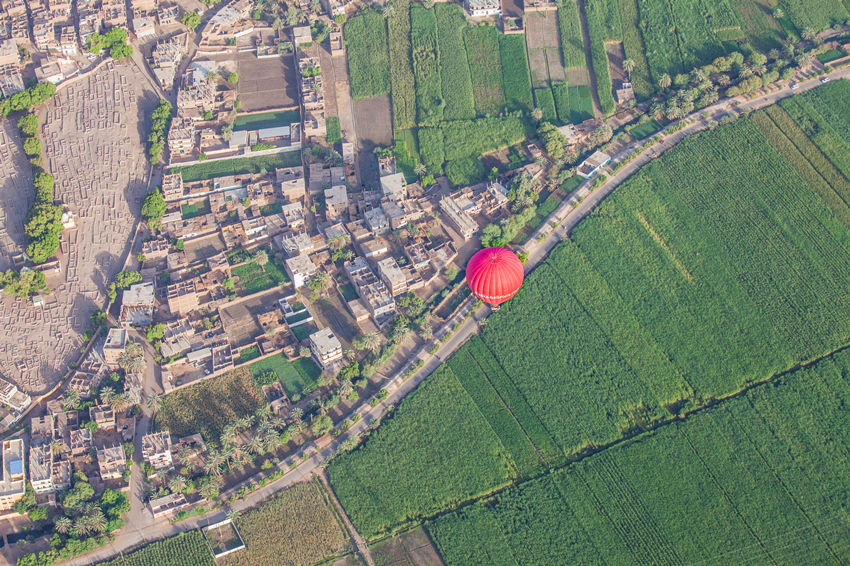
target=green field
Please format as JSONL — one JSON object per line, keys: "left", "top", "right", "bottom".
{"left": 499, "top": 34, "right": 533, "bottom": 112}
{"left": 551, "top": 82, "right": 570, "bottom": 124}
{"left": 435, "top": 4, "right": 476, "bottom": 121}
{"left": 233, "top": 110, "right": 300, "bottom": 131}
{"left": 464, "top": 25, "right": 506, "bottom": 116}
{"left": 628, "top": 118, "right": 662, "bottom": 139}
{"left": 533, "top": 88, "right": 557, "bottom": 123}
{"left": 170, "top": 151, "right": 301, "bottom": 182}
{"left": 291, "top": 357, "right": 321, "bottom": 394}
{"left": 445, "top": 155, "right": 484, "bottom": 187}
{"left": 327, "top": 366, "right": 515, "bottom": 538}
{"left": 326, "top": 117, "right": 341, "bottom": 144}
{"left": 395, "top": 127, "right": 421, "bottom": 182}
{"left": 819, "top": 49, "right": 846, "bottom": 63}
{"left": 557, "top": 2, "right": 586, "bottom": 68}
{"left": 411, "top": 5, "right": 443, "bottom": 125}
{"left": 345, "top": 9, "right": 392, "bottom": 99}
{"left": 429, "top": 345, "right": 850, "bottom": 565}
{"left": 328, "top": 85, "right": 850, "bottom": 544}
{"left": 95, "top": 531, "right": 214, "bottom": 566}
{"left": 388, "top": 0, "right": 416, "bottom": 130}
{"left": 584, "top": 0, "right": 616, "bottom": 115}
{"left": 181, "top": 198, "right": 211, "bottom": 219}
{"left": 569, "top": 85, "right": 594, "bottom": 123}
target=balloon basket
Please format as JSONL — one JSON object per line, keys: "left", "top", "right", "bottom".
{"left": 491, "top": 305, "right": 500, "bottom": 311}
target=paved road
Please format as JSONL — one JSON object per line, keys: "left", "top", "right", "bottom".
{"left": 59, "top": 64, "right": 850, "bottom": 566}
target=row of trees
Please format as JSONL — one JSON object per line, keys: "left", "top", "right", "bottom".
{"left": 148, "top": 100, "right": 173, "bottom": 164}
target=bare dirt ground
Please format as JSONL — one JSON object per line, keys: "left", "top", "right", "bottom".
{"left": 525, "top": 11, "right": 566, "bottom": 87}
{"left": 237, "top": 54, "right": 299, "bottom": 111}
{"left": 606, "top": 41, "right": 628, "bottom": 87}
{"left": 566, "top": 67, "right": 591, "bottom": 86}
{"left": 353, "top": 95, "right": 392, "bottom": 190}
{"left": 369, "top": 528, "right": 445, "bottom": 566}
{"left": 0, "top": 64, "right": 157, "bottom": 394}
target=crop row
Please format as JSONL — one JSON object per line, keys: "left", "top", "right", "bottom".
{"left": 441, "top": 116, "right": 531, "bottom": 161}
{"left": 96, "top": 531, "right": 214, "bottom": 566}
{"left": 781, "top": 0, "right": 848, "bottom": 32}
{"left": 463, "top": 25, "right": 506, "bottom": 116}
{"left": 220, "top": 480, "right": 346, "bottom": 566}
{"left": 447, "top": 349, "right": 543, "bottom": 477}
{"left": 556, "top": 3, "right": 586, "bottom": 69}
{"left": 429, "top": 346, "right": 850, "bottom": 565}
{"left": 435, "top": 4, "right": 476, "bottom": 121}
{"left": 445, "top": 155, "right": 484, "bottom": 187}
{"left": 753, "top": 106, "right": 850, "bottom": 228}
{"left": 499, "top": 34, "right": 534, "bottom": 112}
{"left": 551, "top": 82, "right": 571, "bottom": 124}
{"left": 326, "top": 365, "right": 513, "bottom": 538}
{"left": 464, "top": 336, "right": 563, "bottom": 465}
{"left": 411, "top": 5, "right": 443, "bottom": 125}
{"left": 584, "top": 0, "right": 616, "bottom": 115}
{"left": 387, "top": 0, "right": 416, "bottom": 130}
{"left": 781, "top": 92, "right": 850, "bottom": 181}
{"left": 569, "top": 85, "right": 594, "bottom": 123}
{"left": 345, "top": 10, "right": 391, "bottom": 99}
{"left": 418, "top": 127, "right": 444, "bottom": 175}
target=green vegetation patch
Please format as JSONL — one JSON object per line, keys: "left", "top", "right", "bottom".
{"left": 181, "top": 198, "right": 211, "bottom": 219}
{"left": 326, "top": 117, "right": 342, "bottom": 144}
{"left": 171, "top": 151, "right": 301, "bottom": 182}
{"left": 464, "top": 25, "right": 506, "bottom": 116}
{"left": 628, "top": 119, "right": 661, "bottom": 140}
{"left": 618, "top": 0, "right": 653, "bottom": 99}
{"left": 220, "top": 481, "right": 346, "bottom": 566}
{"left": 445, "top": 155, "right": 484, "bottom": 187}
{"left": 584, "top": 0, "right": 616, "bottom": 115}
{"left": 569, "top": 85, "right": 594, "bottom": 124}
{"left": 441, "top": 116, "right": 532, "bottom": 161}
{"left": 552, "top": 82, "right": 571, "bottom": 125}
{"left": 411, "top": 5, "right": 443, "bottom": 125}
{"left": 534, "top": 88, "right": 558, "bottom": 123}
{"left": 395, "top": 127, "right": 422, "bottom": 182}
{"left": 157, "top": 367, "right": 266, "bottom": 446}
{"left": 388, "top": 0, "right": 416, "bottom": 130}
{"left": 557, "top": 3, "right": 586, "bottom": 68}
{"left": 499, "top": 34, "right": 533, "bottom": 112}
{"left": 430, "top": 346, "right": 850, "bottom": 565}
{"left": 418, "top": 127, "right": 445, "bottom": 175}
{"left": 327, "top": 365, "right": 514, "bottom": 538}
{"left": 345, "top": 10, "right": 392, "bottom": 99}
{"left": 435, "top": 4, "right": 476, "bottom": 121}
{"left": 95, "top": 531, "right": 214, "bottom": 566}
{"left": 233, "top": 109, "right": 300, "bottom": 131}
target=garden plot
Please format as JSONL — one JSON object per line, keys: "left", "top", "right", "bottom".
{"left": 525, "top": 11, "right": 566, "bottom": 87}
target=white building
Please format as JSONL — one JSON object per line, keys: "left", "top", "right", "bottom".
{"left": 0, "top": 377, "right": 32, "bottom": 413}
{"left": 576, "top": 150, "right": 612, "bottom": 178}
{"left": 440, "top": 196, "right": 479, "bottom": 241}
{"left": 285, "top": 254, "right": 318, "bottom": 288}
{"left": 465, "top": 0, "right": 501, "bottom": 16}
{"left": 309, "top": 329, "right": 343, "bottom": 370}
{"left": 380, "top": 173, "right": 407, "bottom": 201}
{"left": 142, "top": 432, "right": 173, "bottom": 471}
{"left": 364, "top": 207, "right": 390, "bottom": 235}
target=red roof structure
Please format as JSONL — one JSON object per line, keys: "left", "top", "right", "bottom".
{"left": 466, "top": 247, "right": 525, "bottom": 306}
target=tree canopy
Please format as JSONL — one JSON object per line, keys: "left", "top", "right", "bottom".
{"left": 141, "top": 187, "right": 167, "bottom": 230}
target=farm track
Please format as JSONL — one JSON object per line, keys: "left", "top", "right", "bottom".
{"left": 54, "top": 64, "right": 850, "bottom": 566}
{"left": 318, "top": 469, "right": 376, "bottom": 566}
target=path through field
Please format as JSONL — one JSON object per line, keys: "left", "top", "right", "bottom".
{"left": 318, "top": 469, "right": 376, "bottom": 566}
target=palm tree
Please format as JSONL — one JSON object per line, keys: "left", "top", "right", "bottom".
{"left": 54, "top": 516, "right": 72, "bottom": 534}
{"left": 271, "top": 17, "right": 285, "bottom": 30}
{"left": 344, "top": 348, "right": 356, "bottom": 360}
{"left": 420, "top": 324, "right": 433, "bottom": 340}
{"left": 263, "top": 431, "right": 282, "bottom": 452}
{"left": 658, "top": 73, "right": 671, "bottom": 91}
{"left": 414, "top": 163, "right": 427, "bottom": 177}
{"left": 667, "top": 105, "right": 685, "bottom": 120}
{"left": 688, "top": 68, "right": 704, "bottom": 83}
{"left": 226, "top": 509, "right": 240, "bottom": 523}
{"left": 769, "top": 48, "right": 781, "bottom": 60}
{"left": 338, "top": 380, "right": 354, "bottom": 397}
{"left": 796, "top": 52, "right": 814, "bottom": 70}
{"left": 50, "top": 438, "right": 63, "bottom": 456}
{"left": 253, "top": 250, "right": 269, "bottom": 272}
{"left": 783, "top": 44, "right": 796, "bottom": 58}
{"left": 289, "top": 419, "right": 305, "bottom": 434}
{"left": 247, "top": 435, "right": 265, "bottom": 455}
{"left": 204, "top": 450, "right": 224, "bottom": 477}
{"left": 169, "top": 476, "right": 188, "bottom": 494}
{"left": 327, "top": 232, "right": 351, "bottom": 251}
{"left": 530, "top": 107, "right": 544, "bottom": 122}
{"left": 391, "top": 326, "right": 411, "bottom": 345}
{"left": 309, "top": 271, "right": 331, "bottom": 292}
{"left": 73, "top": 519, "right": 90, "bottom": 537}
{"left": 801, "top": 28, "right": 815, "bottom": 42}
{"left": 146, "top": 392, "right": 160, "bottom": 415}
{"left": 717, "top": 73, "right": 731, "bottom": 87}
{"left": 119, "top": 342, "right": 145, "bottom": 374}
{"left": 88, "top": 511, "right": 107, "bottom": 533}
{"left": 649, "top": 103, "right": 665, "bottom": 121}
{"left": 221, "top": 425, "right": 239, "bottom": 447}
{"left": 290, "top": 407, "right": 303, "bottom": 421}
{"left": 100, "top": 387, "right": 115, "bottom": 406}
{"left": 772, "top": 7, "right": 784, "bottom": 18}
{"left": 622, "top": 58, "right": 635, "bottom": 81}
{"left": 360, "top": 332, "right": 381, "bottom": 352}
{"left": 310, "top": 0, "right": 321, "bottom": 12}
{"left": 62, "top": 389, "right": 80, "bottom": 409}
{"left": 199, "top": 480, "right": 219, "bottom": 500}
{"left": 110, "top": 392, "right": 132, "bottom": 413}
{"left": 285, "top": 6, "right": 303, "bottom": 26}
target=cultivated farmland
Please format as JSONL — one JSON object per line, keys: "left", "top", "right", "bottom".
{"left": 95, "top": 531, "right": 214, "bottom": 566}
{"left": 411, "top": 5, "right": 443, "bottom": 125}
{"left": 557, "top": 2, "right": 585, "bottom": 69}
{"left": 157, "top": 367, "right": 266, "bottom": 446}
{"left": 329, "top": 89, "right": 850, "bottom": 544}
{"left": 388, "top": 0, "right": 416, "bottom": 130}
{"left": 435, "top": 4, "right": 476, "bottom": 120}
{"left": 345, "top": 10, "right": 392, "bottom": 99}
{"left": 463, "top": 26, "right": 506, "bottom": 116}
{"left": 219, "top": 480, "right": 348, "bottom": 566}
{"left": 499, "top": 34, "right": 534, "bottom": 111}
{"left": 326, "top": 365, "right": 514, "bottom": 538}
{"left": 429, "top": 346, "right": 850, "bottom": 565}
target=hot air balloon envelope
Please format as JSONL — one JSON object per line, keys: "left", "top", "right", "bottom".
{"left": 466, "top": 247, "right": 525, "bottom": 306}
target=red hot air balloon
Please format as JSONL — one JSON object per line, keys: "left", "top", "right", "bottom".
{"left": 466, "top": 247, "right": 525, "bottom": 307}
